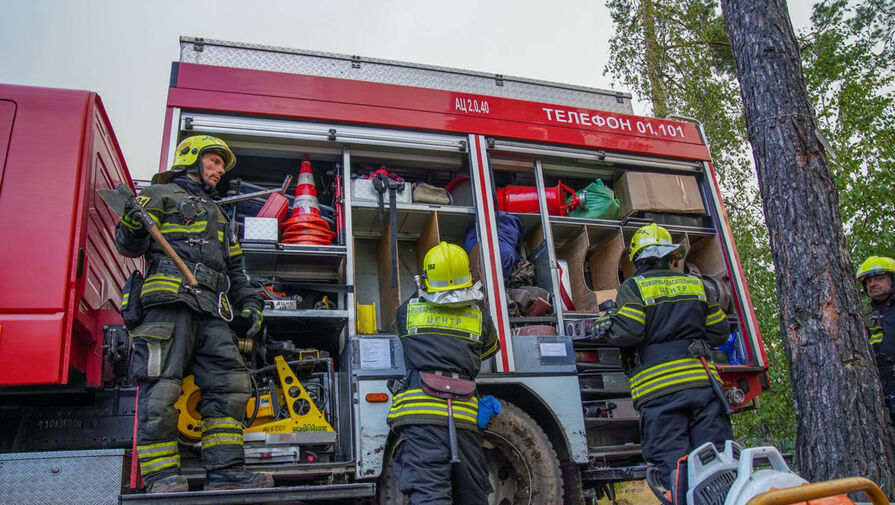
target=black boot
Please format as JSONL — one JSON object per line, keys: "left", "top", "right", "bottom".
{"left": 205, "top": 468, "right": 274, "bottom": 490}
{"left": 146, "top": 474, "right": 189, "bottom": 493}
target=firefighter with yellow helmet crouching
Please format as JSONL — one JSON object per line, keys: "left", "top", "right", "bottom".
{"left": 386, "top": 241, "right": 500, "bottom": 505}
{"left": 595, "top": 223, "right": 731, "bottom": 490}
{"left": 114, "top": 135, "right": 271, "bottom": 493}
{"left": 857, "top": 256, "right": 895, "bottom": 424}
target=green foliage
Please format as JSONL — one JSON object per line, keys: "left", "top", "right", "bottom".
{"left": 800, "top": 0, "right": 895, "bottom": 262}
{"left": 606, "top": 0, "right": 894, "bottom": 450}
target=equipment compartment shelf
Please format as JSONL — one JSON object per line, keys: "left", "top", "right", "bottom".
{"left": 548, "top": 215, "right": 717, "bottom": 238}
{"left": 351, "top": 205, "right": 475, "bottom": 241}
{"left": 242, "top": 243, "right": 346, "bottom": 281}
{"left": 261, "top": 310, "right": 348, "bottom": 353}
{"left": 351, "top": 200, "right": 475, "bottom": 214}
{"left": 262, "top": 309, "right": 349, "bottom": 319}
{"left": 509, "top": 316, "right": 558, "bottom": 324}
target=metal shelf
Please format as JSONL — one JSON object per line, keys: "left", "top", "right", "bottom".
{"left": 509, "top": 316, "right": 557, "bottom": 324}
{"left": 351, "top": 200, "right": 475, "bottom": 214}
{"left": 262, "top": 309, "right": 348, "bottom": 345}
{"left": 351, "top": 204, "right": 475, "bottom": 240}
{"left": 242, "top": 243, "right": 346, "bottom": 281}
{"left": 242, "top": 242, "right": 348, "bottom": 255}
{"left": 548, "top": 214, "right": 717, "bottom": 238}
{"left": 262, "top": 309, "right": 349, "bottom": 319}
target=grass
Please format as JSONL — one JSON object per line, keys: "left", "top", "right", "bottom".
{"left": 598, "top": 480, "right": 662, "bottom": 505}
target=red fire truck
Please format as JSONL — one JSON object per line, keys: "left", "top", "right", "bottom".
{"left": 0, "top": 37, "right": 768, "bottom": 505}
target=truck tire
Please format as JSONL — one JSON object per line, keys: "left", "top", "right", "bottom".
{"left": 377, "top": 401, "right": 564, "bottom": 505}
{"left": 377, "top": 441, "right": 408, "bottom": 505}
{"left": 484, "top": 400, "right": 564, "bottom": 505}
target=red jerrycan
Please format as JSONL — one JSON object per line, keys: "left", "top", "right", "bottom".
{"left": 496, "top": 180, "right": 580, "bottom": 216}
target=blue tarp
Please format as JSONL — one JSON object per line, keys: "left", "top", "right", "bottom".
{"left": 464, "top": 212, "right": 523, "bottom": 277}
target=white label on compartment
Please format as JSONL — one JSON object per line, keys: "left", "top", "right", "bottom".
{"left": 359, "top": 338, "right": 392, "bottom": 368}
{"left": 539, "top": 342, "right": 567, "bottom": 357}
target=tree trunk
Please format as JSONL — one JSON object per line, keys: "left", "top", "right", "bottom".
{"left": 641, "top": 0, "right": 668, "bottom": 117}
{"left": 720, "top": 0, "right": 895, "bottom": 494}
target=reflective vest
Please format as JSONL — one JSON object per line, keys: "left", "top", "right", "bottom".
{"left": 387, "top": 298, "right": 498, "bottom": 431}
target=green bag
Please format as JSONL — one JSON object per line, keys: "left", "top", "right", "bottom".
{"left": 567, "top": 180, "right": 620, "bottom": 220}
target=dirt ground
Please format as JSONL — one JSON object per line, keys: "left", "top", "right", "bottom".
{"left": 598, "top": 480, "right": 661, "bottom": 505}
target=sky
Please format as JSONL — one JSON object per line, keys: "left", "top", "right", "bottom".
{"left": 0, "top": 0, "right": 818, "bottom": 180}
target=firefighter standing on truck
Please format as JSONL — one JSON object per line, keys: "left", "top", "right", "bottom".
{"left": 596, "top": 224, "right": 732, "bottom": 489}
{"left": 387, "top": 241, "right": 501, "bottom": 505}
{"left": 114, "top": 135, "right": 272, "bottom": 493}
{"left": 857, "top": 256, "right": 895, "bottom": 425}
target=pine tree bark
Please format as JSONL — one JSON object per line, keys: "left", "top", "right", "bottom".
{"left": 719, "top": 0, "right": 895, "bottom": 494}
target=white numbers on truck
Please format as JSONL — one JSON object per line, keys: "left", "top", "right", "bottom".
{"left": 542, "top": 107, "right": 685, "bottom": 140}
{"left": 455, "top": 97, "right": 491, "bottom": 114}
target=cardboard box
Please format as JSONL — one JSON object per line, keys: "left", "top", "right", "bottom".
{"left": 244, "top": 217, "right": 279, "bottom": 242}
{"left": 615, "top": 172, "right": 705, "bottom": 218}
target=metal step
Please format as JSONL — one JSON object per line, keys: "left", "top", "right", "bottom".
{"left": 588, "top": 444, "right": 643, "bottom": 460}
{"left": 120, "top": 482, "right": 374, "bottom": 504}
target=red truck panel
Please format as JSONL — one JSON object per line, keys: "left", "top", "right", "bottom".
{"left": 163, "top": 63, "right": 711, "bottom": 173}
{"left": 0, "top": 84, "right": 137, "bottom": 386}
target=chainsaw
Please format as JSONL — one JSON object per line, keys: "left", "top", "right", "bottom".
{"left": 649, "top": 440, "right": 887, "bottom": 505}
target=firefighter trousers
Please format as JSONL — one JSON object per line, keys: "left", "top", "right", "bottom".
{"left": 639, "top": 386, "right": 733, "bottom": 489}
{"left": 131, "top": 304, "right": 251, "bottom": 483}
{"left": 393, "top": 424, "right": 492, "bottom": 505}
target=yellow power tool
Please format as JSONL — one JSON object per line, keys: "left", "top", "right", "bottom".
{"left": 174, "top": 354, "right": 334, "bottom": 441}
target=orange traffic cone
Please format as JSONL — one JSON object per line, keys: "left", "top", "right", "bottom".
{"left": 281, "top": 157, "right": 336, "bottom": 245}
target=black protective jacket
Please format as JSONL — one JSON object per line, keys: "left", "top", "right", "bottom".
{"left": 605, "top": 267, "right": 729, "bottom": 409}
{"left": 865, "top": 293, "right": 895, "bottom": 379}
{"left": 114, "top": 178, "right": 261, "bottom": 318}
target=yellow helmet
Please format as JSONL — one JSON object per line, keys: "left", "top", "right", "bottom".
{"left": 152, "top": 135, "right": 236, "bottom": 184}
{"left": 856, "top": 256, "right": 895, "bottom": 286}
{"left": 629, "top": 223, "right": 682, "bottom": 262}
{"left": 422, "top": 242, "right": 473, "bottom": 292}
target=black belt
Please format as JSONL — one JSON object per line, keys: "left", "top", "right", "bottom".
{"left": 152, "top": 258, "right": 229, "bottom": 293}
{"left": 638, "top": 339, "right": 691, "bottom": 366}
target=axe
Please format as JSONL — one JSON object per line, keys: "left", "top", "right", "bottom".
{"left": 98, "top": 184, "right": 199, "bottom": 288}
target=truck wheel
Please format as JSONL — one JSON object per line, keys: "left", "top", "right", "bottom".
{"left": 483, "top": 400, "right": 564, "bottom": 505}
{"left": 377, "top": 401, "right": 564, "bottom": 505}
{"left": 377, "top": 441, "right": 408, "bottom": 505}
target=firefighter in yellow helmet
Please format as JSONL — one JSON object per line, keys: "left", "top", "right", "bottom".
{"left": 596, "top": 223, "right": 732, "bottom": 490}
{"left": 115, "top": 135, "right": 271, "bottom": 493}
{"left": 857, "top": 256, "right": 895, "bottom": 423}
{"left": 386, "top": 241, "right": 500, "bottom": 505}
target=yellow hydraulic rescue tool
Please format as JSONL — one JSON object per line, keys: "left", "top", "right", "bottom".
{"left": 174, "top": 354, "right": 334, "bottom": 440}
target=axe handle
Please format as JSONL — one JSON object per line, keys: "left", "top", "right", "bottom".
{"left": 146, "top": 226, "right": 199, "bottom": 287}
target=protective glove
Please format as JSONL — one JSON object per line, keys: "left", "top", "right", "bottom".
{"left": 477, "top": 395, "right": 502, "bottom": 429}
{"left": 241, "top": 307, "right": 264, "bottom": 338}
{"left": 688, "top": 339, "right": 712, "bottom": 358}
{"left": 591, "top": 315, "right": 612, "bottom": 340}
{"left": 120, "top": 199, "right": 148, "bottom": 235}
